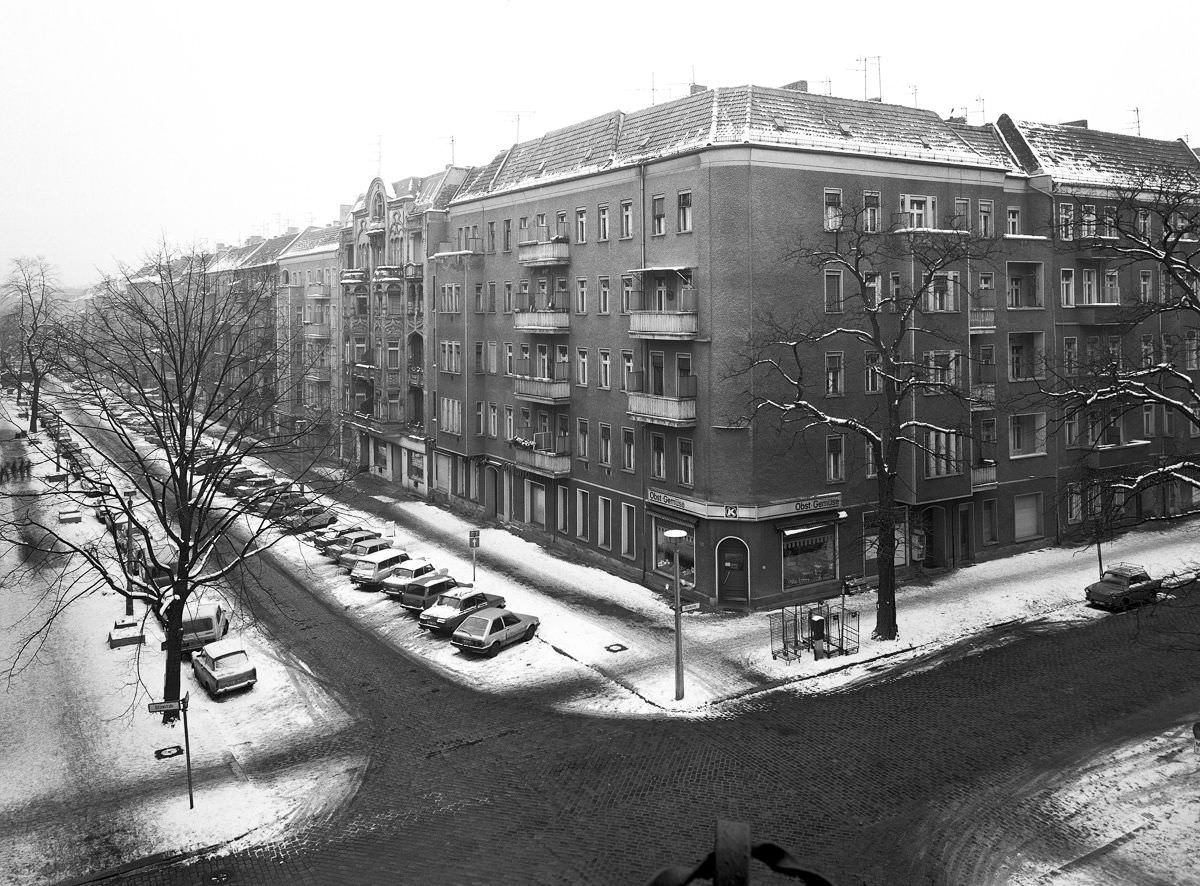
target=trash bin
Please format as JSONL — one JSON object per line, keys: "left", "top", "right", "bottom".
{"left": 809, "top": 613, "right": 825, "bottom": 642}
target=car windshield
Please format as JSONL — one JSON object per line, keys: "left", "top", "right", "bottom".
{"left": 434, "top": 595, "right": 459, "bottom": 608}
{"left": 393, "top": 568, "right": 416, "bottom": 580}
{"left": 459, "top": 616, "right": 489, "bottom": 636}
{"left": 214, "top": 651, "right": 249, "bottom": 670}
{"left": 182, "top": 617, "right": 213, "bottom": 633}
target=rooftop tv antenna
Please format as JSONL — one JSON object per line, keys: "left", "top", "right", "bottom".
{"left": 975, "top": 96, "right": 986, "bottom": 125}
{"left": 816, "top": 76, "right": 832, "bottom": 96}
{"left": 496, "top": 109, "right": 537, "bottom": 144}
{"left": 856, "top": 56, "right": 882, "bottom": 101}
{"left": 909, "top": 84, "right": 919, "bottom": 107}
{"left": 1130, "top": 107, "right": 1142, "bottom": 136}
{"left": 376, "top": 133, "right": 383, "bottom": 177}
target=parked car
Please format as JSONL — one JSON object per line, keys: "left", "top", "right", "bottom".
{"left": 250, "top": 491, "right": 309, "bottom": 517}
{"left": 418, "top": 589, "right": 507, "bottom": 634}
{"left": 451, "top": 608, "right": 540, "bottom": 656}
{"left": 217, "top": 468, "right": 259, "bottom": 494}
{"left": 310, "top": 524, "right": 369, "bottom": 552}
{"left": 337, "top": 537, "right": 394, "bottom": 571}
{"left": 349, "top": 549, "right": 412, "bottom": 587}
{"left": 232, "top": 475, "right": 275, "bottom": 498}
{"left": 324, "top": 528, "right": 381, "bottom": 560}
{"left": 191, "top": 638, "right": 257, "bottom": 696}
{"left": 154, "top": 600, "right": 231, "bottom": 654}
{"left": 280, "top": 504, "right": 337, "bottom": 532}
{"left": 381, "top": 562, "right": 442, "bottom": 604}
{"left": 1085, "top": 563, "right": 1162, "bottom": 610}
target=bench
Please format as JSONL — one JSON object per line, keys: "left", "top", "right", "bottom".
{"left": 841, "top": 575, "right": 877, "bottom": 596}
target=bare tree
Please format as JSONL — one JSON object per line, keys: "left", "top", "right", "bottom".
{"left": 2, "top": 246, "right": 339, "bottom": 721}
{"left": 1, "top": 257, "right": 63, "bottom": 432}
{"left": 734, "top": 202, "right": 998, "bottom": 640}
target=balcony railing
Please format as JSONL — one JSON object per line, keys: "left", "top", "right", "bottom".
{"left": 374, "top": 266, "right": 404, "bottom": 283}
{"left": 969, "top": 307, "right": 995, "bottom": 329}
{"left": 514, "top": 308, "right": 571, "bottom": 333}
{"left": 306, "top": 282, "right": 332, "bottom": 298}
{"left": 303, "top": 321, "right": 331, "bottom": 339}
{"left": 626, "top": 374, "right": 699, "bottom": 427}
{"left": 514, "top": 433, "right": 571, "bottom": 477}
{"left": 971, "top": 462, "right": 997, "bottom": 488}
{"left": 341, "top": 269, "right": 368, "bottom": 285}
{"left": 513, "top": 369, "right": 571, "bottom": 404}
{"left": 408, "top": 366, "right": 424, "bottom": 388}
{"left": 304, "top": 366, "right": 331, "bottom": 382}
{"left": 517, "top": 240, "right": 571, "bottom": 267}
{"left": 628, "top": 288, "right": 699, "bottom": 339}
{"left": 970, "top": 383, "right": 995, "bottom": 408}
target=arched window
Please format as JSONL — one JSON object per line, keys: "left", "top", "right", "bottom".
{"left": 281, "top": 270, "right": 290, "bottom": 284}
{"left": 374, "top": 194, "right": 385, "bottom": 219}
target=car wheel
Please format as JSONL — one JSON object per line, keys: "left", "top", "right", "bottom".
{"left": 1121, "top": 596, "right": 1130, "bottom": 609}
{"left": 487, "top": 641, "right": 501, "bottom": 658}
{"left": 524, "top": 624, "right": 537, "bottom": 642}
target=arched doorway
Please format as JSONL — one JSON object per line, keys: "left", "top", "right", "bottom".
{"left": 715, "top": 537, "right": 750, "bottom": 606}
{"left": 483, "top": 465, "right": 499, "bottom": 519}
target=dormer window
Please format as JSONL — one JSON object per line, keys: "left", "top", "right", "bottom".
{"left": 373, "top": 195, "right": 385, "bottom": 220}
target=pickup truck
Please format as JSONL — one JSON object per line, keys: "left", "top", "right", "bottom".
{"left": 418, "top": 588, "right": 506, "bottom": 634}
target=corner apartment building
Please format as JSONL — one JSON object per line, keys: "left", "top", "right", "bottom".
{"left": 417, "top": 82, "right": 1200, "bottom": 610}
{"left": 339, "top": 169, "right": 469, "bottom": 493}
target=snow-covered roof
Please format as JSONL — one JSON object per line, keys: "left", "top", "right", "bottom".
{"left": 278, "top": 225, "right": 341, "bottom": 259}
{"left": 452, "top": 85, "right": 1011, "bottom": 203}
{"left": 947, "top": 121, "right": 1025, "bottom": 175}
{"left": 997, "top": 115, "right": 1200, "bottom": 188}
{"left": 240, "top": 230, "right": 303, "bottom": 268}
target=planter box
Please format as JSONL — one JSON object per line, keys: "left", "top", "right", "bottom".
{"left": 58, "top": 509, "right": 82, "bottom": 524}
{"left": 107, "top": 624, "right": 145, "bottom": 648}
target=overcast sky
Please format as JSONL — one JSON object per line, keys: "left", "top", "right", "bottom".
{"left": 3, "top": 0, "right": 1199, "bottom": 287}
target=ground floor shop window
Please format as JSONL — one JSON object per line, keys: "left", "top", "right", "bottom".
{"left": 652, "top": 518, "right": 694, "bottom": 587}
{"left": 435, "top": 453, "right": 451, "bottom": 493}
{"left": 782, "top": 525, "right": 837, "bottom": 588}
{"left": 407, "top": 452, "right": 424, "bottom": 483}
{"left": 526, "top": 481, "right": 546, "bottom": 528}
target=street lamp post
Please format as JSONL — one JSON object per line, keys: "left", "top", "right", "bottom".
{"left": 664, "top": 528, "right": 689, "bottom": 701}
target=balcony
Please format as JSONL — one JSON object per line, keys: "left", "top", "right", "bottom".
{"left": 341, "top": 269, "right": 368, "bottom": 285}
{"left": 1063, "top": 303, "right": 1125, "bottom": 326}
{"left": 517, "top": 224, "right": 570, "bottom": 267}
{"left": 306, "top": 282, "right": 331, "bottom": 298}
{"left": 514, "top": 369, "right": 571, "bottom": 404}
{"left": 970, "top": 383, "right": 995, "bottom": 409}
{"left": 303, "top": 366, "right": 331, "bottom": 382}
{"left": 365, "top": 216, "right": 387, "bottom": 235}
{"left": 971, "top": 462, "right": 997, "bottom": 489}
{"left": 514, "top": 309, "right": 571, "bottom": 333}
{"left": 1083, "top": 439, "right": 1153, "bottom": 471}
{"left": 969, "top": 307, "right": 995, "bottom": 330}
{"left": 626, "top": 374, "right": 698, "bottom": 428}
{"left": 408, "top": 366, "right": 424, "bottom": 388}
{"left": 403, "top": 262, "right": 423, "bottom": 279}
{"left": 374, "top": 266, "right": 404, "bottom": 283}
{"left": 514, "top": 433, "right": 571, "bottom": 478}
{"left": 303, "top": 321, "right": 331, "bottom": 339}
{"left": 347, "top": 411, "right": 407, "bottom": 436}
{"left": 628, "top": 288, "right": 698, "bottom": 340}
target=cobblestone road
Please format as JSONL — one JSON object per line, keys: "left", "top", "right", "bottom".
{"left": 98, "top": 534, "right": 1200, "bottom": 886}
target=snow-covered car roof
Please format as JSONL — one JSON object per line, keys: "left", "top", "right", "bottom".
{"left": 200, "top": 638, "right": 248, "bottom": 659}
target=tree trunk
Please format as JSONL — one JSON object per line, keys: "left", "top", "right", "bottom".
{"left": 873, "top": 471, "right": 899, "bottom": 641}
{"left": 161, "top": 594, "right": 183, "bottom": 724}
{"left": 27, "top": 369, "right": 40, "bottom": 434}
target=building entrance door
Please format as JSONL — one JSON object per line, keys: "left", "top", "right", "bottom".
{"left": 484, "top": 465, "right": 499, "bottom": 519}
{"left": 715, "top": 538, "right": 750, "bottom": 606}
{"left": 957, "top": 503, "right": 972, "bottom": 564}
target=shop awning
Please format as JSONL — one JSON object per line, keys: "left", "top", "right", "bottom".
{"left": 779, "top": 510, "right": 849, "bottom": 537}
{"left": 625, "top": 265, "right": 691, "bottom": 275}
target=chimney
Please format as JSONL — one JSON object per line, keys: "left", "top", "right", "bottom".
{"left": 340, "top": 204, "right": 353, "bottom": 225}
{"left": 1061, "top": 119, "right": 1089, "bottom": 129}
{"left": 782, "top": 80, "right": 809, "bottom": 93}
{"left": 245, "top": 235, "right": 264, "bottom": 247}
{"left": 948, "top": 115, "right": 967, "bottom": 124}
{"left": 286, "top": 226, "right": 299, "bottom": 235}
{"left": 215, "top": 242, "right": 227, "bottom": 250}
{"left": 689, "top": 83, "right": 707, "bottom": 96}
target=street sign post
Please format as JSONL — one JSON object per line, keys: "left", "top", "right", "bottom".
{"left": 147, "top": 693, "right": 194, "bottom": 809}
{"left": 147, "top": 700, "right": 181, "bottom": 714}
{"left": 468, "top": 529, "right": 480, "bottom": 580}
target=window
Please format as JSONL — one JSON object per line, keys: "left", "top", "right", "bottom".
{"left": 1013, "top": 493, "right": 1043, "bottom": 541}
{"left": 864, "top": 272, "right": 881, "bottom": 309}
{"left": 474, "top": 283, "right": 485, "bottom": 313}
{"left": 1143, "top": 404, "right": 1157, "bottom": 437}
{"left": 1065, "top": 412, "right": 1080, "bottom": 447}
{"left": 1102, "top": 271, "right": 1120, "bottom": 304}
{"left": 826, "top": 436, "right": 845, "bottom": 482}
{"left": 475, "top": 401, "right": 485, "bottom": 436}
{"left": 486, "top": 221, "right": 496, "bottom": 253}
{"left": 678, "top": 439, "right": 693, "bottom": 486}
{"left": 651, "top": 195, "right": 665, "bottom": 235}
{"left": 1081, "top": 269, "right": 1097, "bottom": 304}
{"left": 621, "top": 503, "right": 636, "bottom": 557}
{"left": 1141, "top": 334, "right": 1155, "bottom": 368}
{"left": 1060, "top": 269, "right": 1075, "bottom": 306}
{"left": 890, "top": 272, "right": 902, "bottom": 306}
{"left": 863, "top": 190, "right": 880, "bottom": 232}
{"left": 650, "top": 433, "right": 666, "bottom": 479}
{"left": 556, "top": 486, "right": 568, "bottom": 534}
{"left": 438, "top": 397, "right": 462, "bottom": 435}
{"left": 438, "top": 340, "right": 462, "bottom": 374}
{"left": 554, "top": 277, "right": 567, "bottom": 308}
{"left": 900, "top": 194, "right": 935, "bottom": 228}
{"left": 1063, "top": 337, "right": 1078, "bottom": 376}
{"left": 1007, "top": 207, "right": 1021, "bottom": 235}
{"left": 825, "top": 352, "right": 844, "bottom": 395}
{"left": 982, "top": 499, "right": 998, "bottom": 543}
{"left": 488, "top": 403, "right": 498, "bottom": 437}
{"left": 925, "top": 271, "right": 959, "bottom": 312}
{"left": 503, "top": 342, "right": 514, "bottom": 376}
{"left": 823, "top": 188, "right": 843, "bottom": 231}
{"left": 575, "top": 278, "right": 588, "bottom": 313}
{"left": 387, "top": 339, "right": 400, "bottom": 369}
{"left": 1102, "top": 207, "right": 1117, "bottom": 239}
{"left": 597, "top": 205, "right": 609, "bottom": 241}
{"left": 598, "top": 497, "right": 611, "bottom": 549}
{"left": 1066, "top": 484, "right": 1082, "bottom": 524}
{"left": 1009, "top": 413, "right": 1047, "bottom": 457}
{"left": 598, "top": 276, "right": 610, "bottom": 314}
{"left": 576, "top": 419, "right": 589, "bottom": 460}
{"left": 824, "top": 270, "right": 843, "bottom": 313}
{"left": 954, "top": 197, "right": 970, "bottom": 228}
{"left": 980, "top": 272, "right": 994, "bottom": 292}
{"left": 1136, "top": 209, "right": 1151, "bottom": 237}
{"left": 501, "top": 218, "right": 511, "bottom": 252}
{"left": 622, "top": 427, "right": 636, "bottom": 471}
{"left": 865, "top": 441, "right": 877, "bottom": 478}
{"left": 599, "top": 350, "right": 611, "bottom": 389}
{"left": 487, "top": 341, "right": 498, "bottom": 374}
{"left": 978, "top": 200, "right": 994, "bottom": 237}
{"left": 556, "top": 210, "right": 566, "bottom": 235}
{"left": 622, "top": 351, "right": 634, "bottom": 390}
{"left": 599, "top": 424, "right": 612, "bottom": 466}
{"left": 925, "top": 350, "right": 960, "bottom": 389}
{"left": 1081, "top": 204, "right": 1096, "bottom": 238}
{"left": 1139, "top": 270, "right": 1153, "bottom": 303}
{"left": 504, "top": 405, "right": 514, "bottom": 441}
{"left": 576, "top": 348, "right": 588, "bottom": 386}
{"left": 1058, "top": 203, "right": 1074, "bottom": 240}
{"left": 620, "top": 200, "right": 633, "bottom": 238}
{"left": 924, "top": 430, "right": 962, "bottom": 478}
{"left": 575, "top": 208, "right": 587, "bottom": 244}
{"left": 474, "top": 341, "right": 485, "bottom": 374}
{"left": 864, "top": 352, "right": 882, "bottom": 393}
{"left": 677, "top": 191, "right": 693, "bottom": 232}
{"left": 621, "top": 276, "right": 634, "bottom": 313}
{"left": 1186, "top": 331, "right": 1199, "bottom": 370}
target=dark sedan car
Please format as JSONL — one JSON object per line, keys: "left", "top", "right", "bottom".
{"left": 1085, "top": 563, "right": 1162, "bottom": 610}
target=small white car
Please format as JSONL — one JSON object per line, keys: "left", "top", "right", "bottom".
{"left": 451, "top": 608, "right": 539, "bottom": 656}
{"left": 191, "top": 638, "right": 257, "bottom": 696}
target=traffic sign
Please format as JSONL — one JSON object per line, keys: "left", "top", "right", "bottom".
{"left": 148, "top": 700, "right": 181, "bottom": 714}
{"left": 468, "top": 529, "right": 480, "bottom": 538}
{"left": 469, "top": 538, "right": 479, "bottom": 548}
